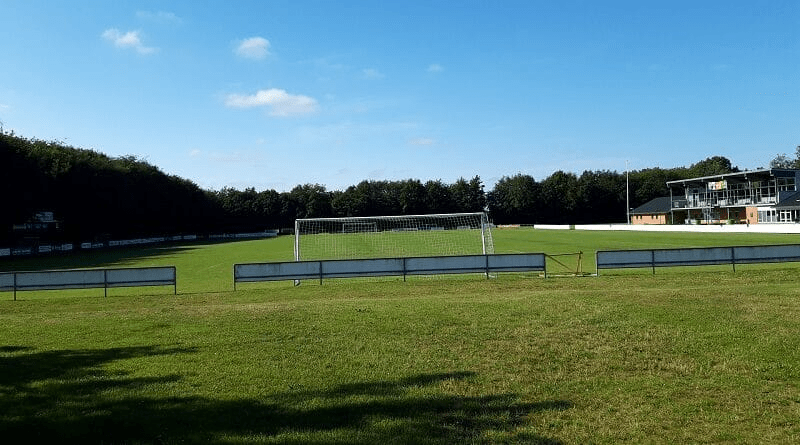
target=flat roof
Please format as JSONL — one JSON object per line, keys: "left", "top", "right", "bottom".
{"left": 666, "top": 168, "right": 798, "bottom": 187}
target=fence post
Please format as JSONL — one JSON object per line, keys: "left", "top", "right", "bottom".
{"left": 544, "top": 255, "right": 548, "bottom": 278}
{"left": 595, "top": 252, "right": 599, "bottom": 277}
{"left": 13, "top": 272, "right": 17, "bottom": 301}
{"left": 731, "top": 247, "right": 736, "bottom": 273}
{"left": 651, "top": 250, "right": 656, "bottom": 275}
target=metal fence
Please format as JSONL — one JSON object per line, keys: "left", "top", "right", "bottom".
{"left": 0, "top": 266, "right": 177, "bottom": 300}
{"left": 233, "top": 253, "right": 546, "bottom": 287}
{"left": 596, "top": 244, "right": 800, "bottom": 274}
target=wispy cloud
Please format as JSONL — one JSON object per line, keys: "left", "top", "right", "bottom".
{"left": 209, "top": 151, "right": 266, "bottom": 164}
{"left": 362, "top": 68, "right": 385, "bottom": 79}
{"left": 225, "top": 88, "right": 318, "bottom": 117}
{"left": 235, "top": 37, "right": 270, "bottom": 60}
{"left": 102, "top": 29, "right": 157, "bottom": 54}
{"left": 409, "top": 137, "right": 436, "bottom": 146}
{"left": 427, "top": 63, "right": 443, "bottom": 73}
{"left": 136, "top": 10, "right": 182, "bottom": 25}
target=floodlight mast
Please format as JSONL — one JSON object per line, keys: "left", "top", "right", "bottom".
{"left": 626, "top": 160, "right": 631, "bottom": 224}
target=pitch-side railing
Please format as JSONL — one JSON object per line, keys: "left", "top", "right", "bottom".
{"left": 233, "top": 253, "right": 546, "bottom": 287}
{"left": 596, "top": 244, "right": 800, "bottom": 275}
{"left": 0, "top": 266, "right": 177, "bottom": 300}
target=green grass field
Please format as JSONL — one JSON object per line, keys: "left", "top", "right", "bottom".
{"left": 2, "top": 228, "right": 800, "bottom": 443}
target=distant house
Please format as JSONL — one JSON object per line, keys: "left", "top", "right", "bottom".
{"left": 630, "top": 197, "right": 672, "bottom": 225}
{"left": 12, "top": 211, "right": 61, "bottom": 234}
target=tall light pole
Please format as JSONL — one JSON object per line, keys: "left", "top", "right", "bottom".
{"left": 626, "top": 160, "right": 630, "bottom": 224}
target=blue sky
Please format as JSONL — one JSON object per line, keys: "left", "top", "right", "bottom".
{"left": 1, "top": 0, "right": 798, "bottom": 192}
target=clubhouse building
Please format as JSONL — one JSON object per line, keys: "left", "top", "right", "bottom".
{"left": 632, "top": 168, "right": 800, "bottom": 225}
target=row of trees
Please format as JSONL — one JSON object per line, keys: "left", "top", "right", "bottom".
{"left": 2, "top": 134, "right": 217, "bottom": 242}
{"left": 489, "top": 156, "right": 739, "bottom": 224}
{"left": 0, "top": 131, "right": 782, "bottom": 245}
{"left": 212, "top": 177, "right": 487, "bottom": 231}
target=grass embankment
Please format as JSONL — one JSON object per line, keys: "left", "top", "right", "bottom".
{"left": 2, "top": 228, "right": 800, "bottom": 443}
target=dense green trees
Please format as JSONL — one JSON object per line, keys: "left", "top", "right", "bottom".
{"left": 1, "top": 134, "right": 217, "bottom": 243}
{"left": 2, "top": 131, "right": 756, "bottom": 245}
{"left": 486, "top": 174, "right": 540, "bottom": 224}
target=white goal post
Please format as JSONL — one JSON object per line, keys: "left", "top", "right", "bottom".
{"left": 294, "top": 212, "right": 494, "bottom": 261}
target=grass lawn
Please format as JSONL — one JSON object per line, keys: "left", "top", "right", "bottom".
{"left": 2, "top": 228, "right": 800, "bottom": 443}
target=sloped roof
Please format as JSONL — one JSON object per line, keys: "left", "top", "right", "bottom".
{"left": 631, "top": 196, "right": 672, "bottom": 215}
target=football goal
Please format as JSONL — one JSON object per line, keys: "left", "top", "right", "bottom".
{"left": 294, "top": 212, "right": 494, "bottom": 261}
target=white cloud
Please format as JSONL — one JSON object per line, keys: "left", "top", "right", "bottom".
{"left": 102, "top": 28, "right": 157, "bottom": 54}
{"left": 409, "top": 137, "right": 436, "bottom": 146}
{"left": 427, "top": 63, "right": 443, "bottom": 73}
{"left": 362, "top": 68, "right": 384, "bottom": 79}
{"left": 235, "top": 37, "right": 270, "bottom": 60}
{"left": 225, "top": 88, "right": 318, "bottom": 117}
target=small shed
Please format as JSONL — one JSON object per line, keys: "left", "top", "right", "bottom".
{"left": 631, "top": 197, "right": 672, "bottom": 225}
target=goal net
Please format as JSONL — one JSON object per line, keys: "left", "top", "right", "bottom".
{"left": 294, "top": 212, "right": 494, "bottom": 261}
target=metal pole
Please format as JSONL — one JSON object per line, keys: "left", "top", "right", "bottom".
{"left": 626, "top": 160, "right": 630, "bottom": 224}
{"left": 294, "top": 220, "right": 300, "bottom": 261}
{"left": 480, "top": 213, "right": 487, "bottom": 255}
{"left": 669, "top": 187, "right": 674, "bottom": 224}
{"left": 294, "top": 220, "right": 301, "bottom": 286}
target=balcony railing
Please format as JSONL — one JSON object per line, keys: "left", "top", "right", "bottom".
{"left": 671, "top": 196, "right": 775, "bottom": 209}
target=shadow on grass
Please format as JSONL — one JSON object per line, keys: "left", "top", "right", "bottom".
{"left": 0, "top": 245, "right": 201, "bottom": 272}
{"left": 0, "top": 345, "right": 571, "bottom": 444}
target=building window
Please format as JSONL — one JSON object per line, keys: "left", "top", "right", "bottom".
{"left": 777, "top": 177, "right": 796, "bottom": 192}
{"left": 758, "top": 210, "right": 776, "bottom": 223}
{"left": 779, "top": 210, "right": 800, "bottom": 223}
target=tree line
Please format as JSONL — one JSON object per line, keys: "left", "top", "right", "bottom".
{"left": 2, "top": 131, "right": 782, "bottom": 245}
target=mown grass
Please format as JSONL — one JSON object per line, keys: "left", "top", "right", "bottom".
{"left": 2, "top": 228, "right": 800, "bottom": 443}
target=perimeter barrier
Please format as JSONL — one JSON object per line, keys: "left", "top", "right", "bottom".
{"left": 596, "top": 244, "right": 800, "bottom": 275}
{"left": 0, "top": 266, "right": 177, "bottom": 300}
{"left": 233, "top": 253, "right": 546, "bottom": 287}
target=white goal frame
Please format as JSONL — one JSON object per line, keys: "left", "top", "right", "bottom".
{"left": 294, "top": 212, "right": 494, "bottom": 261}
